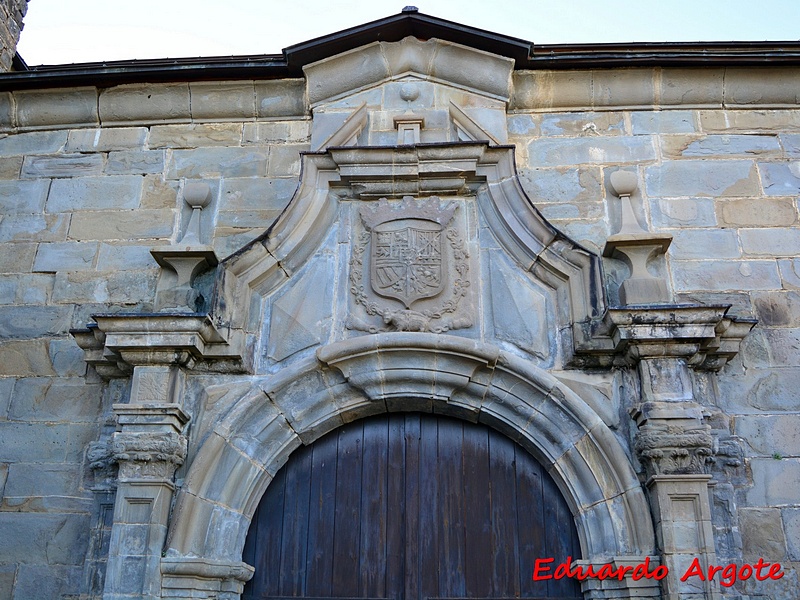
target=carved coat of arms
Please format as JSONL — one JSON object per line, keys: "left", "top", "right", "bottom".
{"left": 349, "top": 196, "right": 471, "bottom": 333}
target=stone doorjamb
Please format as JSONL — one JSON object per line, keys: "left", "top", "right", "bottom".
{"left": 160, "top": 332, "right": 660, "bottom": 599}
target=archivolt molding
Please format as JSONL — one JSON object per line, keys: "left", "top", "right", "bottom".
{"left": 164, "top": 333, "right": 655, "bottom": 579}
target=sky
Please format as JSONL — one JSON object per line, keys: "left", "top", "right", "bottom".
{"left": 15, "top": 0, "right": 800, "bottom": 66}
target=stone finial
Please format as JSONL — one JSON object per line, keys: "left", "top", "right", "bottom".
{"left": 180, "top": 182, "right": 212, "bottom": 245}
{"left": 603, "top": 170, "right": 672, "bottom": 305}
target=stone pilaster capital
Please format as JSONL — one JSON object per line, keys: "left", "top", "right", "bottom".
{"left": 111, "top": 430, "right": 188, "bottom": 482}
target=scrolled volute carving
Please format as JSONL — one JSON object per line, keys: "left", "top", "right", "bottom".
{"left": 635, "top": 425, "right": 714, "bottom": 477}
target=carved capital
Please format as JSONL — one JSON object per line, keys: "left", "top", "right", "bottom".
{"left": 634, "top": 424, "right": 714, "bottom": 478}
{"left": 112, "top": 431, "right": 187, "bottom": 481}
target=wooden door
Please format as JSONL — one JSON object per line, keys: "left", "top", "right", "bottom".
{"left": 242, "top": 413, "right": 582, "bottom": 600}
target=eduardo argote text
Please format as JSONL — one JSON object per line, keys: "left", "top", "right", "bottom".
{"left": 533, "top": 556, "right": 784, "bottom": 588}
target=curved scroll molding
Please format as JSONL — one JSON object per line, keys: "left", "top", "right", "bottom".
{"left": 208, "top": 141, "right": 606, "bottom": 368}
{"left": 164, "top": 333, "right": 655, "bottom": 578}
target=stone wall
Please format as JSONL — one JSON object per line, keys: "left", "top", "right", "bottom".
{"left": 0, "top": 0, "right": 26, "bottom": 71}
{"left": 0, "top": 66, "right": 798, "bottom": 598}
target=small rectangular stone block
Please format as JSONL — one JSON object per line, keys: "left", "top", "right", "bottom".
{"left": 645, "top": 160, "right": 760, "bottom": 197}
{"left": 0, "top": 243, "right": 37, "bottom": 274}
{"left": 631, "top": 110, "right": 697, "bottom": 135}
{"left": 140, "top": 175, "right": 179, "bottom": 209}
{"left": 669, "top": 229, "right": 740, "bottom": 259}
{"left": 752, "top": 290, "right": 800, "bottom": 327}
{"left": 660, "top": 68, "right": 725, "bottom": 107}
{"left": 13, "top": 565, "right": 84, "bottom": 600}
{"left": 0, "top": 156, "right": 22, "bottom": 178}
{"left": 700, "top": 109, "right": 800, "bottom": 132}
{"left": 718, "top": 198, "right": 797, "bottom": 227}
{"left": 69, "top": 209, "right": 174, "bottom": 241}
{"left": 220, "top": 177, "right": 298, "bottom": 212}
{"left": 660, "top": 134, "right": 782, "bottom": 158}
{"left": 0, "top": 130, "right": 67, "bottom": 156}
{"left": 0, "top": 180, "right": 50, "bottom": 213}
{"left": 528, "top": 135, "right": 656, "bottom": 166}
{"left": 4, "top": 462, "right": 82, "bottom": 496}
{"left": 46, "top": 176, "right": 142, "bottom": 212}
{"left": 536, "top": 111, "right": 624, "bottom": 137}
{"left": 268, "top": 144, "right": 308, "bottom": 176}
{"left": 21, "top": 153, "right": 105, "bottom": 178}
{"left": 0, "top": 213, "right": 69, "bottom": 242}
{"left": 759, "top": 162, "right": 800, "bottom": 196}
{"left": 783, "top": 508, "right": 800, "bottom": 561}
{"left": 518, "top": 166, "right": 602, "bottom": 204}
{"left": 168, "top": 147, "right": 268, "bottom": 179}
{"left": 255, "top": 79, "right": 306, "bottom": 118}
{"left": 105, "top": 150, "right": 165, "bottom": 175}
{"left": 592, "top": 68, "right": 655, "bottom": 107}
{"left": 672, "top": 259, "right": 781, "bottom": 291}
{"left": 66, "top": 127, "right": 148, "bottom": 152}
{"left": 650, "top": 197, "right": 717, "bottom": 228}
{"left": 148, "top": 123, "right": 243, "bottom": 149}
{"left": 0, "top": 305, "right": 73, "bottom": 339}
{"left": 0, "top": 91, "right": 13, "bottom": 130}
{"left": 96, "top": 243, "right": 162, "bottom": 271}
{"left": 510, "top": 70, "right": 593, "bottom": 110}
{"left": 735, "top": 415, "right": 800, "bottom": 457}
{"left": 48, "top": 338, "right": 87, "bottom": 377}
{"left": 33, "top": 241, "right": 97, "bottom": 272}
{"left": 779, "top": 133, "right": 800, "bottom": 157}
{"left": 99, "top": 83, "right": 191, "bottom": 125}
{"left": 189, "top": 81, "right": 256, "bottom": 120}
{"left": 8, "top": 377, "right": 102, "bottom": 421}
{"left": 51, "top": 269, "right": 158, "bottom": 304}
{"left": 0, "top": 339, "right": 56, "bottom": 376}
{"left": 14, "top": 87, "right": 99, "bottom": 129}
{"left": 242, "top": 120, "right": 311, "bottom": 145}
{"left": 724, "top": 67, "right": 800, "bottom": 107}
{"left": 740, "top": 227, "right": 800, "bottom": 256}
{"left": 746, "top": 458, "right": 800, "bottom": 506}
{"left": 778, "top": 258, "right": 800, "bottom": 290}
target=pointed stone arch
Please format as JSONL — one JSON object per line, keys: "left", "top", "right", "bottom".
{"left": 161, "top": 333, "right": 657, "bottom": 598}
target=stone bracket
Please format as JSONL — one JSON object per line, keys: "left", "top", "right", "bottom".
{"left": 161, "top": 557, "right": 254, "bottom": 598}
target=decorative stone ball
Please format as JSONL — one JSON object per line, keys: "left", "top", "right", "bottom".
{"left": 609, "top": 170, "right": 639, "bottom": 198}
{"left": 400, "top": 83, "right": 420, "bottom": 102}
{"left": 183, "top": 182, "right": 212, "bottom": 209}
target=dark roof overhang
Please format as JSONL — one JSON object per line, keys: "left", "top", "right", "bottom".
{"left": 3, "top": 8, "right": 800, "bottom": 91}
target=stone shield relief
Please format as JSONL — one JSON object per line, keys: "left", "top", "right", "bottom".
{"left": 348, "top": 196, "right": 472, "bottom": 333}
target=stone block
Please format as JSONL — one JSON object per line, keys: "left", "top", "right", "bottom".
{"left": 0, "top": 91, "right": 13, "bottom": 130}
{"left": 0, "top": 243, "right": 36, "bottom": 273}
{"left": 13, "top": 565, "right": 83, "bottom": 600}
{"left": 0, "top": 155, "right": 22, "bottom": 178}
{"left": 739, "top": 508, "right": 788, "bottom": 561}
{"left": 517, "top": 167, "right": 602, "bottom": 207}
{"left": 556, "top": 219, "right": 609, "bottom": 254}
{"left": 0, "top": 213, "right": 69, "bottom": 242}
{"left": 219, "top": 176, "right": 298, "bottom": 212}
{"left": 189, "top": 81, "right": 256, "bottom": 121}
{"left": 21, "top": 153, "right": 105, "bottom": 178}
{"left": 740, "top": 228, "right": 800, "bottom": 257}
{"left": 783, "top": 509, "right": 800, "bottom": 561}
{"left": 96, "top": 243, "right": 162, "bottom": 271}
{"left": 98, "top": 83, "right": 191, "bottom": 126}
{"left": 0, "top": 130, "right": 67, "bottom": 155}
{"left": 254, "top": 79, "right": 306, "bottom": 118}
{"left": 631, "top": 110, "right": 697, "bottom": 135}
{"left": 718, "top": 197, "right": 797, "bottom": 227}
{"left": 735, "top": 415, "right": 800, "bottom": 457}
{"left": 780, "top": 133, "right": 800, "bottom": 157}
{"left": 659, "top": 68, "right": 725, "bottom": 107}
{"left": 33, "top": 241, "right": 97, "bottom": 272}
{"left": 506, "top": 114, "right": 536, "bottom": 136}
{"left": 46, "top": 176, "right": 142, "bottom": 212}
{"left": 105, "top": 150, "right": 165, "bottom": 175}
{"left": 0, "top": 179, "right": 49, "bottom": 213}
{"left": 65, "top": 127, "right": 148, "bottom": 152}
{"left": 0, "top": 565, "right": 14, "bottom": 600}
{"left": 511, "top": 70, "right": 593, "bottom": 110}
{"left": 779, "top": 258, "right": 800, "bottom": 290}
{"left": 4, "top": 462, "right": 82, "bottom": 497}
{"left": 0, "top": 340, "right": 57, "bottom": 376}
{"left": 267, "top": 144, "right": 308, "bottom": 176}
{"left": 747, "top": 458, "right": 800, "bottom": 506}
{"left": 650, "top": 197, "right": 717, "bottom": 228}
{"left": 672, "top": 259, "right": 781, "bottom": 291}
{"left": 68, "top": 209, "right": 174, "bottom": 241}
{"left": 700, "top": 109, "right": 800, "bottom": 133}
{"left": 8, "top": 377, "right": 101, "bottom": 422}
{"left": 536, "top": 111, "right": 624, "bottom": 137}
{"left": 760, "top": 328, "right": 800, "bottom": 366}
{"left": 724, "top": 67, "right": 800, "bottom": 107}
{"left": 140, "top": 175, "right": 179, "bottom": 209}
{"left": 752, "top": 290, "right": 800, "bottom": 327}
{"left": 148, "top": 123, "right": 243, "bottom": 149}
{"left": 243, "top": 120, "right": 311, "bottom": 145}
{"left": 0, "top": 305, "right": 73, "bottom": 339}
{"left": 759, "top": 162, "right": 800, "bottom": 196}
{"left": 14, "top": 87, "right": 99, "bottom": 129}
{"left": 645, "top": 160, "right": 759, "bottom": 197}
{"left": 593, "top": 68, "right": 655, "bottom": 108}
{"left": 661, "top": 134, "right": 781, "bottom": 158}
{"left": 0, "top": 421, "right": 77, "bottom": 461}
{"left": 48, "top": 338, "right": 87, "bottom": 377}
{"left": 669, "top": 229, "right": 739, "bottom": 259}
{"left": 167, "top": 147, "right": 267, "bottom": 178}
{"left": 528, "top": 135, "right": 656, "bottom": 166}
{"left": 51, "top": 270, "right": 158, "bottom": 304}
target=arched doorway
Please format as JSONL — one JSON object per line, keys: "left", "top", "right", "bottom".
{"left": 242, "top": 412, "right": 582, "bottom": 600}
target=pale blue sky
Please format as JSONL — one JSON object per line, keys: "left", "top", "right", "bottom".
{"left": 16, "top": 0, "right": 800, "bottom": 66}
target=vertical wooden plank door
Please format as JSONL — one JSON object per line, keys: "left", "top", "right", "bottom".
{"left": 242, "top": 413, "right": 582, "bottom": 600}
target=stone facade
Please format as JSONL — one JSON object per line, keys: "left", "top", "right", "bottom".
{"left": 0, "top": 9, "right": 799, "bottom": 600}
{"left": 0, "top": 0, "right": 26, "bottom": 71}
